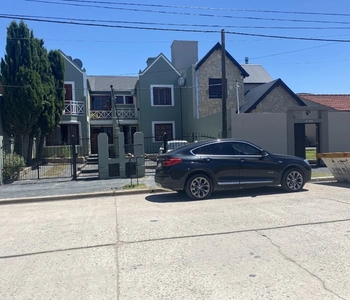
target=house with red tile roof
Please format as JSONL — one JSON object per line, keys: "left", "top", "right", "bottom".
{"left": 298, "top": 94, "right": 350, "bottom": 111}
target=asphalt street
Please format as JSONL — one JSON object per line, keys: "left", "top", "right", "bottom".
{"left": 0, "top": 182, "right": 349, "bottom": 299}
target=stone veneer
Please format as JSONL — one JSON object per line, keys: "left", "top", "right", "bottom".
{"left": 250, "top": 85, "right": 300, "bottom": 113}
{"left": 196, "top": 49, "right": 245, "bottom": 118}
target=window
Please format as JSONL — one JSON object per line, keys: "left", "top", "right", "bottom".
{"left": 151, "top": 85, "right": 173, "bottom": 106}
{"left": 115, "top": 95, "right": 134, "bottom": 105}
{"left": 208, "top": 78, "right": 223, "bottom": 98}
{"left": 91, "top": 96, "right": 111, "bottom": 110}
{"left": 232, "top": 142, "right": 261, "bottom": 155}
{"left": 153, "top": 122, "right": 174, "bottom": 141}
{"left": 46, "top": 124, "right": 80, "bottom": 146}
{"left": 192, "top": 142, "right": 235, "bottom": 155}
{"left": 64, "top": 83, "right": 73, "bottom": 101}
{"left": 125, "top": 96, "right": 134, "bottom": 104}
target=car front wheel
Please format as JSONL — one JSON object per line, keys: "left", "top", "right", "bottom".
{"left": 185, "top": 174, "right": 213, "bottom": 200}
{"left": 281, "top": 168, "right": 305, "bottom": 192}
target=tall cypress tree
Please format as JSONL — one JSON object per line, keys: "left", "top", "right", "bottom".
{"left": 0, "top": 21, "right": 43, "bottom": 156}
{"left": 35, "top": 49, "right": 65, "bottom": 160}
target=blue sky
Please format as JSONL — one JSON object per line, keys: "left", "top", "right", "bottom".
{"left": 1, "top": 0, "right": 350, "bottom": 94}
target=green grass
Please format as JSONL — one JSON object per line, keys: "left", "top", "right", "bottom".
{"left": 306, "top": 149, "right": 317, "bottom": 161}
{"left": 122, "top": 184, "right": 146, "bottom": 190}
{"left": 312, "top": 172, "right": 333, "bottom": 179}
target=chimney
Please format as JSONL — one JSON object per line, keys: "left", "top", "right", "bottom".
{"left": 245, "top": 57, "right": 249, "bottom": 64}
{"left": 171, "top": 40, "right": 198, "bottom": 73}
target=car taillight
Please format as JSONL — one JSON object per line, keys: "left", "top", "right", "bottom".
{"left": 162, "top": 158, "right": 182, "bottom": 167}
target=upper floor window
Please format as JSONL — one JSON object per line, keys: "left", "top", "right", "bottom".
{"left": 115, "top": 95, "right": 134, "bottom": 105}
{"left": 64, "top": 82, "right": 75, "bottom": 101}
{"left": 208, "top": 78, "right": 223, "bottom": 99}
{"left": 91, "top": 95, "right": 111, "bottom": 110}
{"left": 151, "top": 85, "right": 174, "bottom": 106}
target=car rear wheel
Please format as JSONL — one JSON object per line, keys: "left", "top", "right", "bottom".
{"left": 185, "top": 174, "right": 213, "bottom": 200}
{"left": 281, "top": 168, "right": 305, "bottom": 192}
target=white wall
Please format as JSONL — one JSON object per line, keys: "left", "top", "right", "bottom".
{"left": 328, "top": 112, "right": 350, "bottom": 152}
{"left": 231, "top": 113, "right": 287, "bottom": 154}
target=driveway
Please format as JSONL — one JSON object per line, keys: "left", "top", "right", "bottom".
{"left": 0, "top": 181, "right": 349, "bottom": 299}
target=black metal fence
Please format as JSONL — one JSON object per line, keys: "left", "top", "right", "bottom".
{"left": 1, "top": 137, "right": 88, "bottom": 184}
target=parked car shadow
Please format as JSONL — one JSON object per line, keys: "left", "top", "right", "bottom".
{"left": 145, "top": 186, "right": 309, "bottom": 203}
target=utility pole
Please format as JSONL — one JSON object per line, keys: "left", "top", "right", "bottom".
{"left": 221, "top": 29, "right": 227, "bottom": 138}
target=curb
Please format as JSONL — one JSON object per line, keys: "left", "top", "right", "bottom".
{"left": 310, "top": 176, "right": 336, "bottom": 182}
{"left": 0, "top": 188, "right": 169, "bottom": 206}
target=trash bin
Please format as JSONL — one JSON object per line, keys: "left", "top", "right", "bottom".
{"left": 317, "top": 152, "right": 350, "bottom": 182}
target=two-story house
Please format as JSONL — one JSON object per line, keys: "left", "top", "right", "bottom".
{"left": 87, "top": 75, "right": 138, "bottom": 153}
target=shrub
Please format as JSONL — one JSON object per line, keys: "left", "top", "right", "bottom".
{"left": 3, "top": 153, "right": 26, "bottom": 183}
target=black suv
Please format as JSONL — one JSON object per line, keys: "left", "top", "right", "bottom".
{"left": 155, "top": 138, "right": 311, "bottom": 200}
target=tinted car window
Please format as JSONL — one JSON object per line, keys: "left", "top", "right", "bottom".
{"left": 192, "top": 142, "right": 236, "bottom": 155}
{"left": 232, "top": 142, "right": 261, "bottom": 155}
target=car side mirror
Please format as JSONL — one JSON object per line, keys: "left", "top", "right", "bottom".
{"left": 261, "top": 150, "right": 268, "bottom": 157}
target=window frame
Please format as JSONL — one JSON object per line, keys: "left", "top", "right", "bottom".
{"left": 115, "top": 95, "right": 134, "bottom": 105}
{"left": 152, "top": 121, "right": 175, "bottom": 142}
{"left": 150, "top": 84, "right": 174, "bottom": 106}
{"left": 208, "top": 78, "right": 224, "bottom": 99}
{"left": 64, "top": 81, "right": 75, "bottom": 101}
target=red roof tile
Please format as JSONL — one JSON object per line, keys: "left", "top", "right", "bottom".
{"left": 297, "top": 93, "right": 350, "bottom": 111}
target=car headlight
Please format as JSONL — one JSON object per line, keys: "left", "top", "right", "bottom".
{"left": 304, "top": 159, "right": 310, "bottom": 165}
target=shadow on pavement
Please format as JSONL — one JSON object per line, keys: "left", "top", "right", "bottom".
{"left": 145, "top": 186, "right": 309, "bottom": 203}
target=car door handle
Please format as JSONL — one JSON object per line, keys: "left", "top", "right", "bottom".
{"left": 240, "top": 159, "right": 245, "bottom": 162}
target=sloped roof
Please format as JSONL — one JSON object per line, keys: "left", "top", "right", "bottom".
{"left": 241, "top": 64, "right": 273, "bottom": 83}
{"left": 195, "top": 42, "right": 249, "bottom": 77}
{"left": 87, "top": 76, "right": 138, "bottom": 92}
{"left": 241, "top": 78, "right": 305, "bottom": 113}
{"left": 297, "top": 94, "right": 350, "bottom": 111}
{"left": 140, "top": 53, "right": 181, "bottom": 76}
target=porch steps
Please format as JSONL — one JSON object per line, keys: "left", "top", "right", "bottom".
{"left": 78, "top": 154, "right": 99, "bottom": 177}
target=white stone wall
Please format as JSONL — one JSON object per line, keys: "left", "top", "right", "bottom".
{"left": 196, "top": 50, "right": 245, "bottom": 118}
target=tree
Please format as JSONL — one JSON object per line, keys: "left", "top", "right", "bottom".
{"left": 0, "top": 21, "right": 44, "bottom": 156}
{"left": 34, "top": 50, "right": 65, "bottom": 160}
{"left": 0, "top": 21, "right": 65, "bottom": 164}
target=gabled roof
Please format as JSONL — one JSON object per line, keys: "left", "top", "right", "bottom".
{"left": 297, "top": 94, "right": 350, "bottom": 111}
{"left": 58, "top": 50, "right": 85, "bottom": 73}
{"left": 195, "top": 42, "right": 249, "bottom": 77}
{"left": 241, "top": 64, "right": 273, "bottom": 84}
{"left": 241, "top": 78, "right": 305, "bottom": 113}
{"left": 139, "top": 53, "right": 181, "bottom": 76}
{"left": 87, "top": 76, "right": 138, "bottom": 92}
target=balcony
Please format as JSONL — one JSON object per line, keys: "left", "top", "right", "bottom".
{"left": 63, "top": 100, "right": 85, "bottom": 115}
{"left": 90, "top": 108, "right": 136, "bottom": 120}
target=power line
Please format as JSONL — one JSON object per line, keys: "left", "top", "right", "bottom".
{"left": 26, "top": 0, "right": 350, "bottom": 25}
{"left": 26, "top": 0, "right": 350, "bottom": 18}
{"left": 3, "top": 13, "right": 350, "bottom": 30}
{"left": 2, "top": 14, "right": 350, "bottom": 43}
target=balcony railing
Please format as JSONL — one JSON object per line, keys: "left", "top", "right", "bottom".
{"left": 90, "top": 108, "right": 136, "bottom": 120}
{"left": 116, "top": 108, "right": 136, "bottom": 119}
{"left": 63, "top": 100, "right": 85, "bottom": 115}
{"left": 90, "top": 110, "right": 112, "bottom": 119}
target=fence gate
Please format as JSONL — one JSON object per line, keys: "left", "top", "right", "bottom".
{"left": 1, "top": 138, "right": 76, "bottom": 184}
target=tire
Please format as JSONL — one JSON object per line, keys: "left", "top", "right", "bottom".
{"left": 185, "top": 174, "right": 213, "bottom": 200}
{"left": 281, "top": 168, "right": 305, "bottom": 192}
